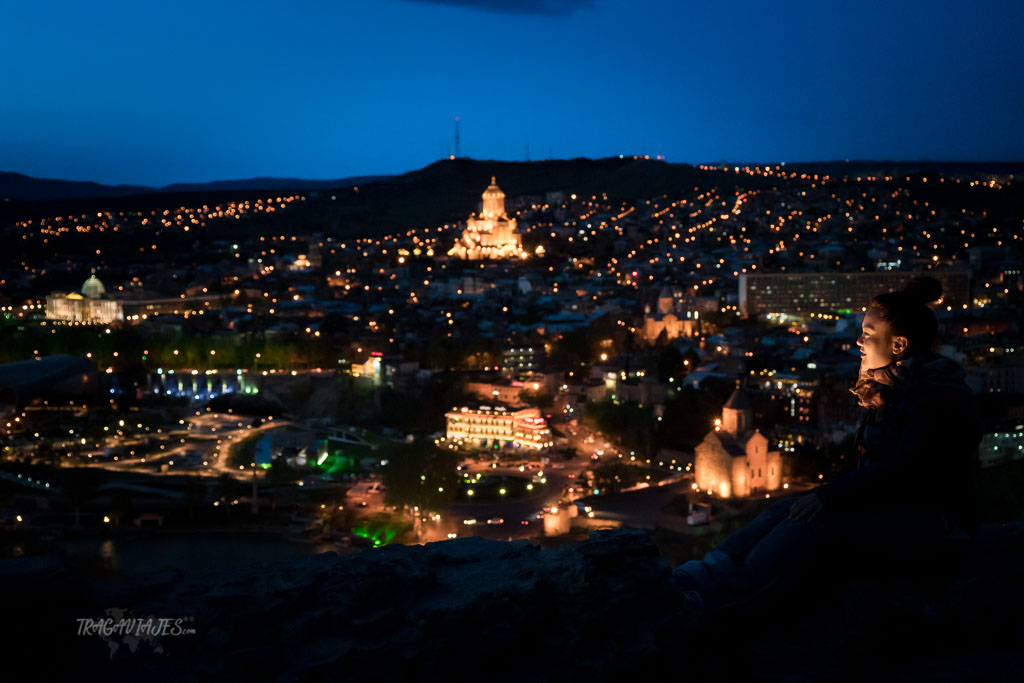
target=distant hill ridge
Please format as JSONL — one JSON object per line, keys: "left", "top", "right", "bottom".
{"left": 4, "top": 157, "right": 1022, "bottom": 237}
{"left": 0, "top": 171, "right": 392, "bottom": 203}
{"left": 4, "top": 158, "right": 1021, "bottom": 205}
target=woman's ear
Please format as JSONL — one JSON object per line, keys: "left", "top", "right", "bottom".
{"left": 891, "top": 335, "right": 908, "bottom": 358}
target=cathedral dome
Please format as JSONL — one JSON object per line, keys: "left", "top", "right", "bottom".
{"left": 81, "top": 271, "right": 106, "bottom": 299}
{"left": 482, "top": 177, "right": 505, "bottom": 198}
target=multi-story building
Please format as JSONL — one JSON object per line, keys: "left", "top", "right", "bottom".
{"left": 445, "top": 406, "right": 554, "bottom": 450}
{"left": 753, "top": 370, "right": 817, "bottom": 424}
{"left": 502, "top": 344, "right": 545, "bottom": 376}
{"left": 978, "top": 423, "right": 1024, "bottom": 468}
{"left": 738, "top": 270, "right": 970, "bottom": 317}
{"left": 966, "top": 363, "right": 1024, "bottom": 394}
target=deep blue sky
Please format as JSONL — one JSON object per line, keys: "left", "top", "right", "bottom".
{"left": 3, "top": 0, "right": 1022, "bottom": 186}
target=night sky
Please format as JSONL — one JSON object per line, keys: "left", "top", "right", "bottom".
{"left": 3, "top": 0, "right": 1022, "bottom": 186}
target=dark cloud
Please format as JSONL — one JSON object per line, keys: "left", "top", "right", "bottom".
{"left": 397, "top": 0, "right": 595, "bottom": 17}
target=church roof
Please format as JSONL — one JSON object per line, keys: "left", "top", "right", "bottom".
{"left": 710, "top": 429, "right": 760, "bottom": 456}
{"left": 723, "top": 385, "right": 752, "bottom": 411}
{"left": 645, "top": 309, "right": 677, "bottom": 322}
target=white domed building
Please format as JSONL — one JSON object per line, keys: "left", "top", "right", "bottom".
{"left": 46, "top": 270, "right": 123, "bottom": 324}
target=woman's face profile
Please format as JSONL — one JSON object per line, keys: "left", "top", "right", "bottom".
{"left": 857, "top": 309, "right": 896, "bottom": 371}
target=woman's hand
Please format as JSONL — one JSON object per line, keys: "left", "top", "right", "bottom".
{"left": 788, "top": 493, "right": 824, "bottom": 522}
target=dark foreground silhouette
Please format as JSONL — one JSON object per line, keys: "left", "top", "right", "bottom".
{"left": 4, "top": 526, "right": 1023, "bottom": 682}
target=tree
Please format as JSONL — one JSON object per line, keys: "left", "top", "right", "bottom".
{"left": 351, "top": 512, "right": 412, "bottom": 547}
{"left": 591, "top": 463, "right": 645, "bottom": 495}
{"left": 518, "top": 388, "right": 554, "bottom": 409}
{"left": 584, "top": 399, "right": 655, "bottom": 458}
{"left": 655, "top": 345, "right": 683, "bottom": 383}
{"left": 381, "top": 441, "right": 459, "bottom": 514}
{"left": 266, "top": 458, "right": 300, "bottom": 487}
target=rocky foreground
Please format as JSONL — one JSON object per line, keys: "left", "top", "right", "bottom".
{"left": 5, "top": 524, "right": 1024, "bottom": 682}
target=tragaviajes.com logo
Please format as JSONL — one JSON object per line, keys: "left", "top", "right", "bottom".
{"left": 77, "top": 607, "right": 196, "bottom": 658}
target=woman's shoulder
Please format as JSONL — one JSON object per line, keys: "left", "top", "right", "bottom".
{"left": 901, "top": 353, "right": 971, "bottom": 395}
{"left": 895, "top": 354, "right": 978, "bottom": 423}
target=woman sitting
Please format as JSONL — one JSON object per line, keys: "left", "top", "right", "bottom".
{"left": 672, "top": 276, "right": 982, "bottom": 614}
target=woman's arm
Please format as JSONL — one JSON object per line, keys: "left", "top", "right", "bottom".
{"left": 814, "top": 391, "right": 941, "bottom": 509}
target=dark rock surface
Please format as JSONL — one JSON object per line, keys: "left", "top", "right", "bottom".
{"left": 5, "top": 524, "right": 1024, "bottom": 682}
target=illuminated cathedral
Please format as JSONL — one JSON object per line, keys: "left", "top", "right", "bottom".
{"left": 448, "top": 178, "right": 527, "bottom": 260}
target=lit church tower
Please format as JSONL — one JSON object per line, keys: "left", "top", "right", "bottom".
{"left": 720, "top": 383, "right": 753, "bottom": 435}
{"left": 448, "top": 178, "right": 527, "bottom": 260}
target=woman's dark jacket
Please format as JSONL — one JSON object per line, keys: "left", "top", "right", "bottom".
{"left": 813, "top": 352, "right": 983, "bottom": 536}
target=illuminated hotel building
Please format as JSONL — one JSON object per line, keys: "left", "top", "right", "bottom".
{"left": 448, "top": 178, "right": 527, "bottom": 260}
{"left": 738, "top": 270, "right": 970, "bottom": 317}
{"left": 46, "top": 271, "right": 123, "bottom": 324}
{"left": 445, "top": 406, "right": 553, "bottom": 450}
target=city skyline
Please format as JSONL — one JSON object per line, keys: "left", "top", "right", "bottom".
{"left": 3, "top": 0, "right": 1023, "bottom": 186}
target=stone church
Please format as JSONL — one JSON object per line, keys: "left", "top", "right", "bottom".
{"left": 642, "top": 286, "right": 698, "bottom": 343}
{"left": 694, "top": 384, "right": 783, "bottom": 498}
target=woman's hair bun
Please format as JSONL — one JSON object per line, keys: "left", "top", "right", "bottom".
{"left": 903, "top": 275, "right": 943, "bottom": 306}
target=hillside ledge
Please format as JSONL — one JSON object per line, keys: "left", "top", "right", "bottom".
{"left": 5, "top": 524, "right": 1024, "bottom": 681}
